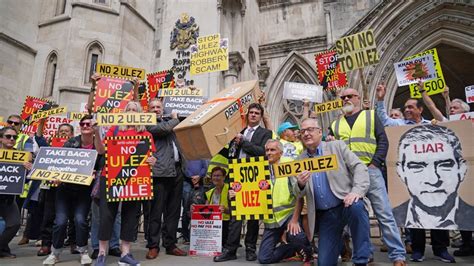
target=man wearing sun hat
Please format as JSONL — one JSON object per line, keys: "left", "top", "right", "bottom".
{"left": 277, "top": 122, "right": 303, "bottom": 161}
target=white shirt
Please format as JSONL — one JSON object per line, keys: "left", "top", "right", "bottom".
{"left": 238, "top": 125, "right": 260, "bottom": 158}
{"left": 405, "top": 197, "right": 459, "bottom": 229}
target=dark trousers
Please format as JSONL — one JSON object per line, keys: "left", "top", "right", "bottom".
{"left": 139, "top": 200, "right": 151, "bottom": 240}
{"left": 147, "top": 170, "right": 184, "bottom": 250}
{"left": 0, "top": 201, "right": 21, "bottom": 252}
{"left": 181, "top": 181, "right": 192, "bottom": 241}
{"left": 225, "top": 218, "right": 259, "bottom": 254}
{"left": 23, "top": 200, "right": 42, "bottom": 239}
{"left": 52, "top": 185, "right": 91, "bottom": 249}
{"left": 460, "top": 231, "right": 473, "bottom": 248}
{"left": 411, "top": 229, "right": 449, "bottom": 254}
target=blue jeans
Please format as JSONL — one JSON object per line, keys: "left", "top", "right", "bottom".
{"left": 317, "top": 201, "right": 371, "bottom": 265}
{"left": 258, "top": 219, "right": 311, "bottom": 264}
{"left": 366, "top": 167, "right": 406, "bottom": 262}
{"left": 90, "top": 201, "right": 120, "bottom": 250}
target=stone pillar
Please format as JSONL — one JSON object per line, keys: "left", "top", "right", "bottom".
{"left": 223, "top": 51, "right": 245, "bottom": 88}
{"left": 257, "top": 61, "right": 270, "bottom": 91}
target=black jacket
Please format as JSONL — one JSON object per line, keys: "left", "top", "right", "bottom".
{"left": 220, "top": 126, "right": 273, "bottom": 159}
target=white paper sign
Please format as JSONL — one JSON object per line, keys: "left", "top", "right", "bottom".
{"left": 394, "top": 54, "right": 436, "bottom": 86}
{"left": 283, "top": 82, "right": 323, "bottom": 103}
{"left": 189, "top": 205, "right": 223, "bottom": 257}
{"left": 465, "top": 85, "right": 474, "bottom": 104}
{"left": 450, "top": 111, "right": 474, "bottom": 122}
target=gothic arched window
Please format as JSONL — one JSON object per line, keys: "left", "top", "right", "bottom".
{"left": 84, "top": 42, "right": 104, "bottom": 84}
{"left": 44, "top": 52, "right": 58, "bottom": 97}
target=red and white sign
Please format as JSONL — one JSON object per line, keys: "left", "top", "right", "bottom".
{"left": 43, "top": 115, "right": 73, "bottom": 139}
{"left": 189, "top": 205, "right": 223, "bottom": 257}
{"left": 465, "top": 85, "right": 474, "bottom": 104}
{"left": 450, "top": 111, "right": 474, "bottom": 122}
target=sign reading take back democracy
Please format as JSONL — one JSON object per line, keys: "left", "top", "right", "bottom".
{"left": 97, "top": 63, "right": 145, "bottom": 80}
{"left": 272, "top": 155, "right": 339, "bottom": 178}
{"left": 93, "top": 76, "right": 134, "bottom": 113}
{"left": 335, "top": 29, "right": 380, "bottom": 72}
{"left": 190, "top": 34, "right": 229, "bottom": 75}
{"left": 405, "top": 48, "right": 446, "bottom": 98}
{"left": 105, "top": 136, "right": 153, "bottom": 202}
{"left": 229, "top": 157, "right": 273, "bottom": 220}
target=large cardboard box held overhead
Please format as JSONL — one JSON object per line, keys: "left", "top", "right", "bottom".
{"left": 174, "top": 80, "right": 261, "bottom": 160}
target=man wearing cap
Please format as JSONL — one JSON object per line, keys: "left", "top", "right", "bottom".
{"left": 277, "top": 122, "right": 303, "bottom": 161}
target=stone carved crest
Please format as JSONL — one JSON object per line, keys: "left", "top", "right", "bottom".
{"left": 170, "top": 13, "right": 199, "bottom": 50}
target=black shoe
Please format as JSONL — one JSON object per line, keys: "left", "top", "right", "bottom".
{"left": 453, "top": 246, "right": 473, "bottom": 257}
{"left": 108, "top": 247, "right": 121, "bottom": 257}
{"left": 213, "top": 249, "right": 237, "bottom": 262}
{"left": 0, "top": 250, "right": 16, "bottom": 258}
{"left": 246, "top": 250, "right": 257, "bottom": 261}
{"left": 91, "top": 249, "right": 99, "bottom": 259}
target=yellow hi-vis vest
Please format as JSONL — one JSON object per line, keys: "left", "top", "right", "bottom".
{"left": 264, "top": 177, "right": 295, "bottom": 228}
{"left": 207, "top": 153, "right": 229, "bottom": 176}
{"left": 331, "top": 110, "right": 376, "bottom": 165}
{"left": 14, "top": 133, "right": 29, "bottom": 151}
{"left": 205, "top": 183, "right": 230, "bottom": 221}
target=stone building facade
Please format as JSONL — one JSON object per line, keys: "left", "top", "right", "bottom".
{"left": 1, "top": 0, "right": 473, "bottom": 132}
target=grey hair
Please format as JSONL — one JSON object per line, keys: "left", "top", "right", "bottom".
{"left": 301, "top": 118, "right": 320, "bottom": 128}
{"left": 451, "top": 99, "right": 470, "bottom": 112}
{"left": 265, "top": 139, "right": 283, "bottom": 152}
{"left": 119, "top": 101, "right": 146, "bottom": 132}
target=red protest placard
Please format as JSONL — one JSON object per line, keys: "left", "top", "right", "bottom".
{"left": 138, "top": 82, "right": 150, "bottom": 112}
{"left": 189, "top": 204, "right": 222, "bottom": 257}
{"left": 50, "top": 136, "right": 69, "bottom": 147}
{"left": 43, "top": 116, "right": 73, "bottom": 139}
{"left": 147, "top": 70, "right": 175, "bottom": 99}
{"left": 105, "top": 135, "right": 153, "bottom": 202}
{"left": 93, "top": 77, "right": 134, "bottom": 113}
{"left": 315, "top": 50, "right": 347, "bottom": 91}
{"left": 20, "top": 96, "right": 53, "bottom": 134}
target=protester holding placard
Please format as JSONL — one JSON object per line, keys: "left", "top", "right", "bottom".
{"left": 5, "top": 114, "right": 32, "bottom": 152}
{"left": 42, "top": 115, "right": 104, "bottom": 266}
{"left": 205, "top": 167, "right": 231, "bottom": 246}
{"left": 277, "top": 122, "right": 303, "bottom": 161}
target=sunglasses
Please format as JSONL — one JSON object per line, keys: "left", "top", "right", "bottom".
{"left": 7, "top": 120, "right": 21, "bottom": 126}
{"left": 340, "top": 94, "right": 358, "bottom": 100}
{"left": 79, "top": 122, "right": 92, "bottom": 128}
{"left": 3, "top": 134, "right": 18, "bottom": 140}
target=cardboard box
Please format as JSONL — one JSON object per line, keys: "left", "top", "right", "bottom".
{"left": 174, "top": 80, "right": 261, "bottom": 160}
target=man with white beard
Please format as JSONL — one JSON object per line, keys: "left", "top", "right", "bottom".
{"left": 328, "top": 88, "right": 407, "bottom": 266}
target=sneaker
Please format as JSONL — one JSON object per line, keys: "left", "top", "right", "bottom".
{"left": 43, "top": 254, "right": 59, "bottom": 265}
{"left": 80, "top": 253, "right": 93, "bottom": 265}
{"left": 453, "top": 246, "right": 474, "bottom": 257}
{"left": 94, "top": 255, "right": 106, "bottom": 266}
{"left": 434, "top": 250, "right": 456, "bottom": 263}
{"left": 118, "top": 253, "right": 141, "bottom": 266}
{"left": 410, "top": 251, "right": 424, "bottom": 262}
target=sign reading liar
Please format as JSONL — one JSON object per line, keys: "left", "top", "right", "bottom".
{"left": 465, "top": 85, "right": 474, "bottom": 104}
{"left": 335, "top": 29, "right": 380, "bottom": 72}
{"left": 406, "top": 48, "right": 446, "bottom": 98}
{"left": 96, "top": 63, "right": 145, "bottom": 80}
{"left": 315, "top": 50, "right": 348, "bottom": 91}
{"left": 229, "top": 157, "right": 273, "bottom": 220}
{"left": 0, "top": 162, "right": 26, "bottom": 195}
{"left": 147, "top": 70, "right": 175, "bottom": 100}
{"left": 394, "top": 54, "right": 436, "bottom": 86}
{"left": 314, "top": 99, "right": 343, "bottom": 114}
{"left": 163, "top": 96, "right": 205, "bottom": 117}
{"left": 97, "top": 113, "right": 155, "bottom": 126}
{"left": 189, "top": 205, "right": 222, "bottom": 257}
{"left": 283, "top": 82, "right": 323, "bottom": 103}
{"left": 105, "top": 136, "right": 153, "bottom": 202}
{"left": 190, "top": 34, "right": 229, "bottom": 75}
{"left": 272, "top": 155, "right": 338, "bottom": 178}
{"left": 94, "top": 77, "right": 134, "bottom": 113}
{"left": 30, "top": 147, "right": 98, "bottom": 186}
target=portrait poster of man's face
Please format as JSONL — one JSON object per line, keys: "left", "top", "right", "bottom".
{"left": 385, "top": 120, "right": 474, "bottom": 231}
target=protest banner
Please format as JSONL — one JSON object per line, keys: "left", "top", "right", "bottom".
{"left": 335, "top": 29, "right": 380, "bottom": 72}
{"left": 272, "top": 155, "right": 338, "bottom": 178}
{"left": 96, "top": 63, "right": 145, "bottom": 80}
{"left": 313, "top": 99, "right": 343, "bottom": 114}
{"left": 162, "top": 96, "right": 205, "bottom": 117}
{"left": 67, "top": 112, "right": 88, "bottom": 121}
{"left": 147, "top": 70, "right": 175, "bottom": 100}
{"left": 43, "top": 115, "right": 73, "bottom": 139}
{"left": 138, "top": 82, "right": 150, "bottom": 111}
{"left": 189, "top": 205, "right": 223, "bottom": 257}
{"left": 105, "top": 136, "right": 153, "bottom": 202}
{"left": 229, "top": 156, "right": 273, "bottom": 220}
{"left": 315, "top": 50, "right": 348, "bottom": 91}
{"left": 450, "top": 111, "right": 474, "bottom": 122}
{"left": 97, "top": 113, "right": 155, "bottom": 126}
{"left": 20, "top": 96, "right": 53, "bottom": 134}
{"left": 406, "top": 48, "right": 446, "bottom": 98}
{"left": 93, "top": 76, "right": 134, "bottom": 113}
{"left": 157, "top": 88, "right": 203, "bottom": 97}
{"left": 394, "top": 54, "right": 436, "bottom": 86}
{"left": 385, "top": 120, "right": 474, "bottom": 230}
{"left": 30, "top": 147, "right": 98, "bottom": 186}
{"left": 282, "top": 82, "right": 323, "bottom": 103}
{"left": 0, "top": 162, "right": 26, "bottom": 195}
{"left": 50, "top": 136, "right": 69, "bottom": 147}
{"left": 30, "top": 106, "right": 67, "bottom": 122}
{"left": 0, "top": 149, "right": 30, "bottom": 163}
{"left": 465, "top": 85, "right": 474, "bottom": 103}
{"left": 190, "top": 34, "right": 229, "bottom": 75}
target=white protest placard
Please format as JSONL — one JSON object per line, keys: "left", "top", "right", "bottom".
{"left": 394, "top": 54, "right": 436, "bottom": 86}
{"left": 465, "top": 85, "right": 474, "bottom": 104}
{"left": 450, "top": 111, "right": 474, "bottom": 122}
{"left": 189, "top": 205, "right": 223, "bottom": 257}
{"left": 283, "top": 82, "right": 323, "bottom": 103}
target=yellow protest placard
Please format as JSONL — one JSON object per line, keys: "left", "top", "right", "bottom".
{"left": 97, "top": 113, "right": 155, "bottom": 126}
{"left": 0, "top": 116, "right": 3, "bottom": 122}
{"left": 314, "top": 99, "right": 343, "bottom": 114}
{"left": 30, "top": 169, "right": 93, "bottom": 186}
{"left": 97, "top": 63, "right": 145, "bottom": 80}
{"left": 31, "top": 107, "right": 67, "bottom": 122}
{"left": 190, "top": 34, "right": 229, "bottom": 75}
{"left": 68, "top": 112, "right": 88, "bottom": 121}
{"left": 0, "top": 149, "right": 30, "bottom": 163}
{"left": 157, "top": 88, "right": 203, "bottom": 97}
{"left": 229, "top": 156, "right": 273, "bottom": 220}
{"left": 272, "top": 155, "right": 338, "bottom": 178}
{"left": 335, "top": 29, "right": 380, "bottom": 72}
{"left": 405, "top": 48, "right": 446, "bottom": 98}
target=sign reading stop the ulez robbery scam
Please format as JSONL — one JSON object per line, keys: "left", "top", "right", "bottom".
{"left": 96, "top": 63, "right": 145, "bottom": 80}
{"left": 190, "top": 34, "right": 229, "bottom": 75}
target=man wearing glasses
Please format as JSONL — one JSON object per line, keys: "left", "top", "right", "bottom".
{"left": 330, "top": 89, "right": 406, "bottom": 266}
{"left": 294, "top": 118, "right": 371, "bottom": 266}
{"left": 5, "top": 115, "right": 31, "bottom": 152}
